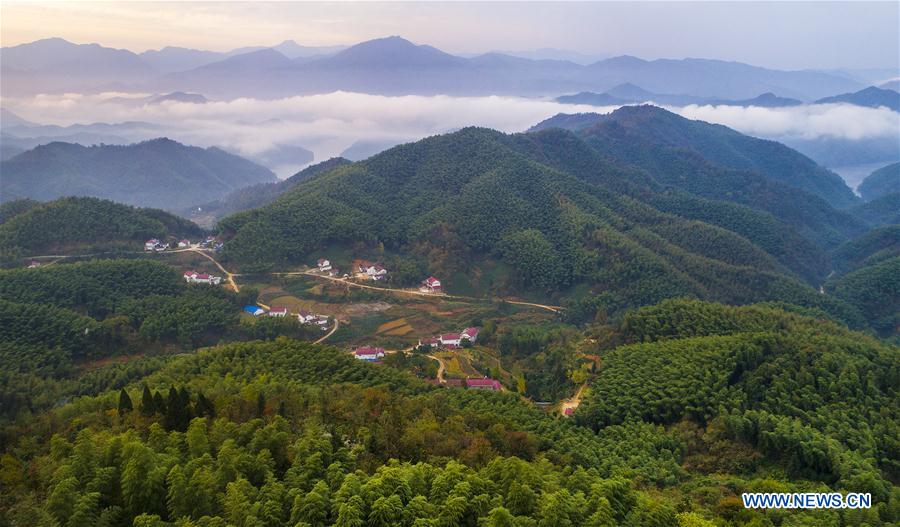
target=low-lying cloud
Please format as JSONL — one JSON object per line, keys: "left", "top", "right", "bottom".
{"left": 3, "top": 91, "right": 897, "bottom": 176}
{"left": 674, "top": 102, "right": 899, "bottom": 141}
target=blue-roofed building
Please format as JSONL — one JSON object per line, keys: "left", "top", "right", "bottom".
{"left": 243, "top": 305, "right": 265, "bottom": 316}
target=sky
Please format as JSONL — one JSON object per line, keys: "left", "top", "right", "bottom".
{"left": 1, "top": 1, "right": 898, "bottom": 70}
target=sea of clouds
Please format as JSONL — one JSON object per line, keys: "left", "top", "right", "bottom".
{"left": 3, "top": 91, "right": 897, "bottom": 176}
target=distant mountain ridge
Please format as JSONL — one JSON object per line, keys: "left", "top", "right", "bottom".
{"left": 0, "top": 138, "right": 276, "bottom": 211}
{"left": 815, "top": 86, "right": 900, "bottom": 112}
{"left": 1, "top": 36, "right": 864, "bottom": 100}
{"left": 557, "top": 84, "right": 803, "bottom": 108}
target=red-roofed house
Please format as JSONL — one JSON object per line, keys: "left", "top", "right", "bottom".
{"left": 461, "top": 327, "right": 480, "bottom": 343}
{"left": 145, "top": 239, "right": 160, "bottom": 251}
{"left": 354, "top": 346, "right": 385, "bottom": 361}
{"left": 440, "top": 333, "right": 462, "bottom": 348}
{"left": 466, "top": 378, "right": 502, "bottom": 391}
{"left": 183, "top": 270, "right": 198, "bottom": 282}
{"left": 178, "top": 239, "right": 191, "bottom": 248}
{"left": 268, "top": 306, "right": 289, "bottom": 317}
{"left": 420, "top": 276, "right": 443, "bottom": 293}
{"left": 564, "top": 408, "right": 575, "bottom": 416}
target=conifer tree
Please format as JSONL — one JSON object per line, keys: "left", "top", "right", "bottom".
{"left": 140, "top": 385, "right": 155, "bottom": 416}
{"left": 118, "top": 389, "right": 133, "bottom": 417}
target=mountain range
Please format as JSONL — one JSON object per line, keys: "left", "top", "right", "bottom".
{"left": 557, "top": 84, "right": 803, "bottom": 108}
{"left": 814, "top": 86, "right": 900, "bottom": 112}
{"left": 215, "top": 106, "right": 876, "bottom": 327}
{"left": 1, "top": 36, "right": 866, "bottom": 100}
{"left": 0, "top": 138, "right": 276, "bottom": 211}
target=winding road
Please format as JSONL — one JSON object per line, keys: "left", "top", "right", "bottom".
{"left": 293, "top": 269, "right": 564, "bottom": 313}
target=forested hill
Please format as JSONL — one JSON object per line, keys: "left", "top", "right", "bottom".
{"left": 578, "top": 299, "right": 899, "bottom": 501}
{"left": 0, "top": 197, "right": 203, "bottom": 261}
{"left": 218, "top": 126, "right": 865, "bottom": 327}
{"left": 858, "top": 162, "right": 900, "bottom": 202}
{"left": 1, "top": 300, "right": 897, "bottom": 526}
{"left": 531, "top": 106, "right": 860, "bottom": 210}
{"left": 0, "top": 138, "right": 277, "bottom": 211}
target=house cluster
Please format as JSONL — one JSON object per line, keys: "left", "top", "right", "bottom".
{"left": 418, "top": 327, "right": 480, "bottom": 349}
{"left": 298, "top": 309, "right": 330, "bottom": 330}
{"left": 144, "top": 238, "right": 169, "bottom": 251}
{"left": 316, "top": 259, "right": 343, "bottom": 277}
{"left": 183, "top": 270, "right": 223, "bottom": 285}
{"left": 200, "top": 237, "right": 223, "bottom": 251}
{"left": 419, "top": 276, "right": 443, "bottom": 294}
{"left": 357, "top": 261, "right": 388, "bottom": 281}
{"left": 354, "top": 346, "right": 386, "bottom": 361}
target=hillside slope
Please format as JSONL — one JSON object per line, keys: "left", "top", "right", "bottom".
{"left": 531, "top": 106, "right": 859, "bottom": 210}
{"left": 0, "top": 138, "right": 276, "bottom": 211}
{"left": 0, "top": 197, "right": 203, "bottom": 259}
{"left": 191, "top": 157, "right": 351, "bottom": 222}
{"left": 858, "top": 161, "right": 900, "bottom": 202}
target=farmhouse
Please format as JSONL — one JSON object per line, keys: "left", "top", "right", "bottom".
{"left": 461, "top": 327, "right": 480, "bottom": 343}
{"left": 420, "top": 276, "right": 443, "bottom": 293}
{"left": 466, "top": 377, "right": 502, "bottom": 391}
{"left": 427, "top": 326, "right": 480, "bottom": 349}
{"left": 145, "top": 238, "right": 161, "bottom": 251}
{"left": 27, "top": 261, "right": 41, "bottom": 268}
{"left": 354, "top": 346, "right": 385, "bottom": 361}
{"left": 268, "top": 306, "right": 289, "bottom": 317}
{"left": 440, "top": 333, "right": 462, "bottom": 348}
{"left": 297, "top": 309, "right": 316, "bottom": 324}
{"left": 358, "top": 261, "right": 388, "bottom": 280}
{"left": 177, "top": 239, "right": 191, "bottom": 248}
{"left": 317, "top": 259, "right": 332, "bottom": 272}
{"left": 183, "top": 271, "right": 222, "bottom": 285}
{"left": 243, "top": 305, "right": 265, "bottom": 316}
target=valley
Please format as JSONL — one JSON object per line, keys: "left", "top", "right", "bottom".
{"left": 1, "top": 7, "right": 898, "bottom": 525}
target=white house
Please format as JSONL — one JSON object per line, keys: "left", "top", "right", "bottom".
{"left": 366, "top": 264, "right": 388, "bottom": 281}
{"left": 297, "top": 309, "right": 317, "bottom": 324}
{"left": 461, "top": 327, "right": 480, "bottom": 343}
{"left": 184, "top": 271, "right": 222, "bottom": 285}
{"left": 314, "top": 315, "right": 330, "bottom": 330}
{"left": 420, "top": 276, "right": 442, "bottom": 293}
{"left": 317, "top": 259, "right": 332, "bottom": 272}
{"left": 440, "top": 333, "right": 462, "bottom": 348}
{"left": 178, "top": 239, "right": 191, "bottom": 248}
{"left": 145, "top": 239, "right": 161, "bottom": 251}
{"left": 268, "top": 306, "right": 289, "bottom": 317}
{"left": 354, "top": 346, "right": 385, "bottom": 361}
